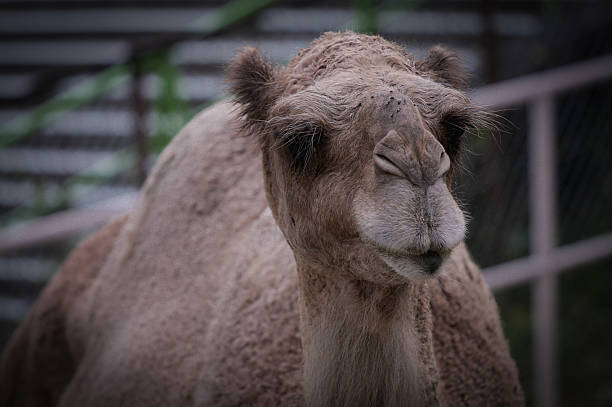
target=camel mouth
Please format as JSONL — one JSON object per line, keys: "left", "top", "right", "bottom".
{"left": 414, "top": 250, "right": 444, "bottom": 274}
{"left": 366, "top": 239, "right": 450, "bottom": 279}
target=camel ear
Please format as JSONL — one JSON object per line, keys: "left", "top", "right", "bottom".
{"left": 416, "top": 45, "right": 468, "bottom": 90}
{"left": 227, "top": 47, "right": 279, "bottom": 130}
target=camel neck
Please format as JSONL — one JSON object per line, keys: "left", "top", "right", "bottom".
{"left": 296, "top": 264, "right": 439, "bottom": 407}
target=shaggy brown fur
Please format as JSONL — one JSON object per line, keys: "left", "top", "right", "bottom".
{"left": 1, "top": 32, "right": 523, "bottom": 406}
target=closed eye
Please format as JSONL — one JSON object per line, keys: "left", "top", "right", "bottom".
{"left": 276, "top": 122, "right": 324, "bottom": 170}
{"left": 440, "top": 115, "right": 468, "bottom": 159}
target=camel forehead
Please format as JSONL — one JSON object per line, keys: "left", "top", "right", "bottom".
{"left": 312, "top": 69, "right": 450, "bottom": 98}
{"left": 283, "top": 32, "right": 416, "bottom": 93}
{"left": 273, "top": 32, "right": 473, "bottom": 127}
{"left": 273, "top": 70, "right": 468, "bottom": 132}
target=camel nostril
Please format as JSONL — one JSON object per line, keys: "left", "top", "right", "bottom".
{"left": 373, "top": 152, "right": 407, "bottom": 179}
{"left": 440, "top": 151, "right": 445, "bottom": 160}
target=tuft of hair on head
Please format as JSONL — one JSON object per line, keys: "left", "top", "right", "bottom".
{"left": 416, "top": 45, "right": 469, "bottom": 90}
{"left": 226, "top": 47, "right": 279, "bottom": 132}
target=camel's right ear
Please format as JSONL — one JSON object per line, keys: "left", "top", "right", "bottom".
{"left": 227, "top": 47, "right": 279, "bottom": 131}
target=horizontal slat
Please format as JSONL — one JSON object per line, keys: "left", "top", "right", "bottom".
{"left": 0, "top": 74, "right": 37, "bottom": 99}
{"left": 0, "top": 180, "right": 62, "bottom": 206}
{"left": 42, "top": 110, "right": 133, "bottom": 137}
{"left": 258, "top": 8, "right": 540, "bottom": 37}
{"left": 70, "top": 184, "right": 138, "bottom": 207}
{"left": 171, "top": 38, "right": 312, "bottom": 65}
{"left": 0, "top": 257, "right": 57, "bottom": 283}
{"left": 0, "top": 0, "right": 576, "bottom": 11}
{"left": 0, "top": 180, "right": 137, "bottom": 207}
{"left": 0, "top": 8, "right": 214, "bottom": 34}
{"left": 380, "top": 10, "right": 482, "bottom": 36}
{"left": 256, "top": 8, "right": 353, "bottom": 34}
{"left": 0, "top": 297, "right": 31, "bottom": 322}
{"left": 0, "top": 148, "right": 114, "bottom": 175}
{"left": 0, "top": 107, "right": 199, "bottom": 139}
{"left": 470, "top": 54, "right": 612, "bottom": 109}
{"left": 0, "top": 192, "right": 137, "bottom": 253}
{"left": 55, "top": 73, "right": 225, "bottom": 102}
{"left": 0, "top": 41, "right": 129, "bottom": 66}
{"left": 484, "top": 232, "right": 612, "bottom": 291}
{"left": 0, "top": 7, "right": 540, "bottom": 37}
{"left": 0, "top": 38, "right": 324, "bottom": 67}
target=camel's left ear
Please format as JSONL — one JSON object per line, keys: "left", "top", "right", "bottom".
{"left": 227, "top": 47, "right": 280, "bottom": 131}
{"left": 416, "top": 45, "right": 469, "bottom": 90}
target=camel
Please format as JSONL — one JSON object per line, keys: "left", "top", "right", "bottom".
{"left": 0, "top": 32, "right": 524, "bottom": 406}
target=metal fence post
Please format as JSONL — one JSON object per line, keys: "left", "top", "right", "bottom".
{"left": 528, "top": 95, "right": 558, "bottom": 407}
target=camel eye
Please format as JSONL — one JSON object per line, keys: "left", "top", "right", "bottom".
{"left": 440, "top": 115, "right": 467, "bottom": 160}
{"left": 276, "top": 122, "right": 323, "bottom": 170}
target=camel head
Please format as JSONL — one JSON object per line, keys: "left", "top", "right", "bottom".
{"left": 228, "top": 32, "right": 486, "bottom": 283}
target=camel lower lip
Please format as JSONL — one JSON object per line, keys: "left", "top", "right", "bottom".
{"left": 418, "top": 250, "right": 443, "bottom": 273}
{"left": 366, "top": 239, "right": 447, "bottom": 274}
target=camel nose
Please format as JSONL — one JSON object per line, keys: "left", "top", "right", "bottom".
{"left": 373, "top": 129, "right": 450, "bottom": 186}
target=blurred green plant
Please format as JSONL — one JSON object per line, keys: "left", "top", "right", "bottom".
{"left": 0, "top": 0, "right": 277, "bottom": 149}
{"left": 353, "top": 0, "right": 431, "bottom": 34}
{"left": 144, "top": 52, "right": 195, "bottom": 154}
{"left": 0, "top": 149, "right": 136, "bottom": 227}
{"left": 0, "top": 0, "right": 433, "bottom": 227}
{"left": 0, "top": 66, "right": 130, "bottom": 149}
{"left": 0, "top": 0, "right": 277, "bottom": 227}
{"left": 354, "top": 0, "right": 378, "bottom": 34}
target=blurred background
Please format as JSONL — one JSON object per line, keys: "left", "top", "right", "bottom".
{"left": 0, "top": 1, "right": 611, "bottom": 406}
